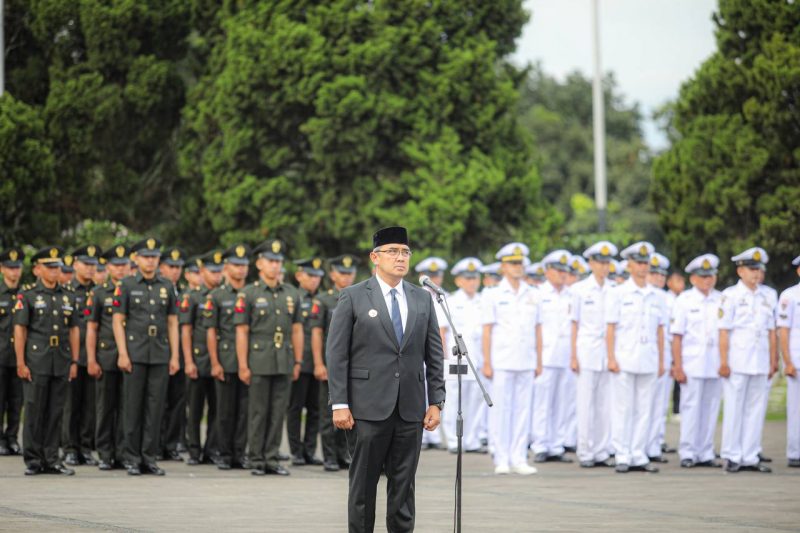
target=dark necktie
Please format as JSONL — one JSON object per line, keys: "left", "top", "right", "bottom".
{"left": 390, "top": 288, "right": 403, "bottom": 344}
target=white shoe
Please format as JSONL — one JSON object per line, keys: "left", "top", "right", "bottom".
{"left": 494, "top": 465, "right": 511, "bottom": 475}
{"left": 511, "top": 463, "right": 538, "bottom": 475}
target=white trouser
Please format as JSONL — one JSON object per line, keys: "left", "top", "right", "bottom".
{"left": 576, "top": 368, "right": 611, "bottom": 463}
{"left": 646, "top": 373, "right": 673, "bottom": 457}
{"left": 611, "top": 371, "right": 657, "bottom": 466}
{"left": 756, "top": 375, "right": 774, "bottom": 455}
{"left": 721, "top": 373, "right": 768, "bottom": 466}
{"left": 532, "top": 366, "right": 570, "bottom": 455}
{"left": 564, "top": 369, "right": 577, "bottom": 448}
{"left": 442, "top": 380, "right": 483, "bottom": 451}
{"left": 678, "top": 377, "right": 721, "bottom": 462}
{"left": 788, "top": 374, "right": 800, "bottom": 460}
{"left": 490, "top": 369, "right": 534, "bottom": 468}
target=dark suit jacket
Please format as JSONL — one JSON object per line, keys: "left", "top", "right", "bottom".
{"left": 326, "top": 276, "right": 445, "bottom": 422}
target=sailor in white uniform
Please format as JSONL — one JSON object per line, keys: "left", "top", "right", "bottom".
{"left": 777, "top": 255, "right": 800, "bottom": 468}
{"left": 718, "top": 247, "right": 777, "bottom": 473}
{"left": 439, "top": 258, "right": 486, "bottom": 453}
{"left": 482, "top": 243, "right": 540, "bottom": 475}
{"left": 571, "top": 241, "right": 617, "bottom": 468}
{"left": 671, "top": 254, "right": 723, "bottom": 468}
{"left": 606, "top": 241, "right": 666, "bottom": 473}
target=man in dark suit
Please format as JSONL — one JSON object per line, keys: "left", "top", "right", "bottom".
{"left": 327, "top": 226, "right": 446, "bottom": 533}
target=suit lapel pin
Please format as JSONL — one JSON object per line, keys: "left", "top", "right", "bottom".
{"left": 368, "top": 309, "right": 378, "bottom": 318}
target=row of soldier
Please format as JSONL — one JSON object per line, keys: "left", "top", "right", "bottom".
{"left": 1, "top": 237, "right": 798, "bottom": 476}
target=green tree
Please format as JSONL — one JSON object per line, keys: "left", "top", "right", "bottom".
{"left": 652, "top": 0, "right": 800, "bottom": 286}
{"left": 180, "top": 0, "right": 554, "bottom": 262}
{"left": 0, "top": 94, "right": 57, "bottom": 246}
{"left": 517, "top": 64, "right": 662, "bottom": 256}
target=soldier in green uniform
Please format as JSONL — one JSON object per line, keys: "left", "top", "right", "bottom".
{"left": 311, "top": 254, "right": 360, "bottom": 471}
{"left": 86, "top": 244, "right": 131, "bottom": 470}
{"left": 94, "top": 258, "right": 109, "bottom": 286}
{"left": 159, "top": 246, "right": 188, "bottom": 461}
{"left": 62, "top": 244, "right": 102, "bottom": 467}
{"left": 287, "top": 256, "right": 325, "bottom": 466}
{"left": 181, "top": 250, "right": 223, "bottom": 465}
{"left": 206, "top": 243, "right": 251, "bottom": 470}
{"left": 0, "top": 247, "right": 25, "bottom": 456}
{"left": 59, "top": 255, "right": 74, "bottom": 286}
{"left": 14, "top": 246, "right": 80, "bottom": 475}
{"left": 235, "top": 239, "right": 304, "bottom": 476}
{"left": 112, "top": 238, "right": 180, "bottom": 476}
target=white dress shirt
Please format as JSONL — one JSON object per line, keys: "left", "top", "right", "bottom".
{"left": 538, "top": 280, "right": 572, "bottom": 368}
{"left": 670, "top": 287, "right": 722, "bottom": 378}
{"left": 571, "top": 274, "right": 610, "bottom": 371}
{"left": 482, "top": 277, "right": 540, "bottom": 371}
{"left": 606, "top": 279, "right": 667, "bottom": 374}
{"left": 718, "top": 280, "right": 775, "bottom": 375}
{"left": 777, "top": 282, "right": 800, "bottom": 365}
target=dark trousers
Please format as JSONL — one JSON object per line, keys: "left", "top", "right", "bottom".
{"left": 247, "top": 374, "right": 290, "bottom": 469}
{"left": 95, "top": 369, "right": 124, "bottom": 464}
{"left": 287, "top": 372, "right": 320, "bottom": 458}
{"left": 0, "top": 365, "right": 23, "bottom": 446}
{"left": 347, "top": 405, "right": 422, "bottom": 533}
{"left": 123, "top": 363, "right": 168, "bottom": 466}
{"left": 61, "top": 364, "right": 95, "bottom": 455}
{"left": 161, "top": 371, "right": 186, "bottom": 454}
{"left": 215, "top": 373, "right": 248, "bottom": 465}
{"left": 319, "top": 380, "right": 349, "bottom": 464}
{"left": 23, "top": 373, "right": 67, "bottom": 469}
{"left": 187, "top": 375, "right": 217, "bottom": 460}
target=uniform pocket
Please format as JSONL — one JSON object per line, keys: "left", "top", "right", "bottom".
{"left": 350, "top": 368, "right": 369, "bottom": 379}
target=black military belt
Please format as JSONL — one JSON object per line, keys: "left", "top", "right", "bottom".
{"left": 148, "top": 325, "right": 158, "bottom": 337}
{"left": 49, "top": 336, "right": 59, "bottom": 347}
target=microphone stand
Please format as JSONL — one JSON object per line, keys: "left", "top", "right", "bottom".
{"left": 435, "top": 290, "right": 492, "bottom": 533}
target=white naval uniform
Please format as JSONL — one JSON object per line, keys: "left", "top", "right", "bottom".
{"left": 670, "top": 287, "right": 722, "bottom": 462}
{"left": 719, "top": 280, "right": 775, "bottom": 466}
{"left": 571, "top": 274, "right": 612, "bottom": 463}
{"left": 440, "top": 289, "right": 485, "bottom": 451}
{"left": 422, "top": 291, "right": 447, "bottom": 446}
{"left": 647, "top": 289, "right": 676, "bottom": 457}
{"left": 532, "top": 281, "right": 572, "bottom": 456}
{"left": 755, "top": 284, "right": 778, "bottom": 457}
{"left": 777, "top": 282, "right": 800, "bottom": 461}
{"left": 606, "top": 279, "right": 667, "bottom": 467}
{"left": 482, "top": 278, "right": 540, "bottom": 468}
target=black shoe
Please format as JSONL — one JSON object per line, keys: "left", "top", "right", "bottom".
{"left": 251, "top": 467, "right": 266, "bottom": 476}
{"left": 725, "top": 460, "right": 740, "bottom": 473}
{"left": 595, "top": 458, "right": 615, "bottom": 467}
{"left": 649, "top": 455, "right": 669, "bottom": 464}
{"left": 304, "top": 455, "right": 324, "bottom": 466}
{"left": 46, "top": 464, "right": 75, "bottom": 476}
{"left": 639, "top": 463, "right": 659, "bottom": 473}
{"left": 200, "top": 455, "right": 216, "bottom": 465}
{"left": 563, "top": 446, "right": 577, "bottom": 454}
{"left": 176, "top": 443, "right": 188, "bottom": 453}
{"left": 532, "top": 452, "right": 548, "bottom": 463}
{"left": 24, "top": 465, "right": 43, "bottom": 476}
{"left": 217, "top": 462, "right": 232, "bottom": 470}
{"left": 81, "top": 453, "right": 97, "bottom": 466}
{"left": 263, "top": 464, "right": 290, "bottom": 476}
{"left": 64, "top": 452, "right": 81, "bottom": 466}
{"left": 0, "top": 444, "right": 10, "bottom": 456}
{"left": 466, "top": 446, "right": 489, "bottom": 454}
{"left": 758, "top": 453, "right": 772, "bottom": 463}
{"left": 142, "top": 463, "right": 165, "bottom": 476}
{"left": 425, "top": 442, "right": 444, "bottom": 450}
{"left": 127, "top": 464, "right": 142, "bottom": 476}
{"left": 615, "top": 463, "right": 629, "bottom": 473}
{"left": 680, "top": 459, "right": 695, "bottom": 468}
{"left": 579, "top": 460, "right": 595, "bottom": 468}
{"left": 695, "top": 459, "right": 722, "bottom": 468}
{"left": 8, "top": 441, "right": 21, "bottom": 455}
{"left": 323, "top": 461, "right": 340, "bottom": 472}
{"left": 661, "top": 443, "right": 677, "bottom": 454}
{"left": 546, "top": 454, "right": 573, "bottom": 463}
{"left": 186, "top": 457, "right": 200, "bottom": 466}
{"left": 235, "top": 458, "right": 252, "bottom": 470}
{"left": 338, "top": 459, "right": 351, "bottom": 470}
{"left": 788, "top": 458, "right": 800, "bottom": 468}
{"left": 98, "top": 460, "right": 114, "bottom": 471}
{"left": 291, "top": 455, "right": 306, "bottom": 466}
{"left": 277, "top": 452, "right": 290, "bottom": 461}
{"left": 166, "top": 450, "right": 183, "bottom": 462}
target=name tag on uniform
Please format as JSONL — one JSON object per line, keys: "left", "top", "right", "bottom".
{"left": 221, "top": 301, "right": 234, "bottom": 307}
{"left": 34, "top": 302, "right": 47, "bottom": 309}
{"left": 254, "top": 302, "right": 269, "bottom": 308}
{"left": 131, "top": 290, "right": 144, "bottom": 296}
{"left": 623, "top": 301, "right": 633, "bottom": 307}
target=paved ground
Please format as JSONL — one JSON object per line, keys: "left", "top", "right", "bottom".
{"left": 1, "top": 420, "right": 798, "bottom": 532}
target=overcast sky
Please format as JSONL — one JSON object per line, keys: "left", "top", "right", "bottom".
{"left": 511, "top": 0, "right": 718, "bottom": 150}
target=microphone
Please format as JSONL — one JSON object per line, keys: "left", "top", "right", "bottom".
{"left": 419, "top": 275, "right": 446, "bottom": 295}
